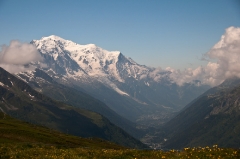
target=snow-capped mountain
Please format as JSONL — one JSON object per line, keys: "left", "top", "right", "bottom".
{"left": 31, "top": 35, "right": 156, "bottom": 95}
{"left": 24, "top": 35, "right": 209, "bottom": 125}
{"left": 32, "top": 35, "right": 150, "bottom": 78}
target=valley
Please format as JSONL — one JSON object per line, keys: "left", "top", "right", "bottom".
{"left": 9, "top": 35, "right": 211, "bottom": 147}
{"left": 26, "top": 35, "right": 209, "bottom": 125}
{"left": 144, "top": 77, "right": 240, "bottom": 149}
{"left": 0, "top": 28, "right": 240, "bottom": 151}
{"left": 1, "top": 1, "right": 240, "bottom": 158}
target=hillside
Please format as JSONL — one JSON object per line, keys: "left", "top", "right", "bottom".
{"left": 0, "top": 112, "right": 124, "bottom": 149}
{"left": 17, "top": 68, "right": 144, "bottom": 139}
{"left": 1, "top": 113, "right": 239, "bottom": 157}
{"left": 155, "top": 77, "right": 240, "bottom": 149}
{"left": 0, "top": 67, "right": 147, "bottom": 149}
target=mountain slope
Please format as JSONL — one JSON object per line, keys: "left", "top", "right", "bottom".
{"left": 157, "top": 77, "right": 240, "bottom": 149}
{"left": 17, "top": 68, "right": 144, "bottom": 138}
{"left": 0, "top": 67, "right": 147, "bottom": 149}
{"left": 27, "top": 35, "right": 209, "bottom": 125}
{"left": 0, "top": 112, "right": 124, "bottom": 149}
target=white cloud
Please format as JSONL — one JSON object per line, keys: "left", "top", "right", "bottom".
{"left": 0, "top": 63, "right": 36, "bottom": 74}
{"left": 163, "top": 67, "right": 202, "bottom": 86}
{"left": 165, "top": 26, "right": 240, "bottom": 86}
{"left": 148, "top": 67, "right": 164, "bottom": 82}
{"left": 0, "top": 40, "right": 42, "bottom": 73}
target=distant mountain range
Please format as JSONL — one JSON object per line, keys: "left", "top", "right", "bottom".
{"left": 17, "top": 35, "right": 209, "bottom": 127}
{"left": 150, "top": 77, "right": 240, "bottom": 149}
{"left": 0, "top": 67, "right": 147, "bottom": 148}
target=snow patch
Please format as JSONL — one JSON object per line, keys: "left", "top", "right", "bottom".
{"left": 145, "top": 81, "right": 150, "bottom": 86}
{"left": 29, "top": 94, "right": 34, "bottom": 98}
{"left": 0, "top": 107, "right": 5, "bottom": 113}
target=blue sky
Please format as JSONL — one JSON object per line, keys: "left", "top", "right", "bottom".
{"left": 0, "top": 0, "right": 240, "bottom": 70}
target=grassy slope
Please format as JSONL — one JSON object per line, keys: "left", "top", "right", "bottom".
{"left": 0, "top": 112, "right": 123, "bottom": 149}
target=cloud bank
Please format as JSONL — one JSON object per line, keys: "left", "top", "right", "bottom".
{"left": 0, "top": 40, "right": 42, "bottom": 73}
{"left": 165, "top": 26, "right": 240, "bottom": 86}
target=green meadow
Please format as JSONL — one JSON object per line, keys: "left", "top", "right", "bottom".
{"left": 1, "top": 112, "right": 240, "bottom": 158}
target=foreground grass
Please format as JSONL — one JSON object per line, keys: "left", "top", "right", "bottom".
{"left": 0, "top": 144, "right": 239, "bottom": 159}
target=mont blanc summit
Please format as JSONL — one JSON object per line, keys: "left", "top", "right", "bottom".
{"left": 25, "top": 35, "right": 209, "bottom": 124}
{"left": 32, "top": 35, "right": 150, "bottom": 84}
